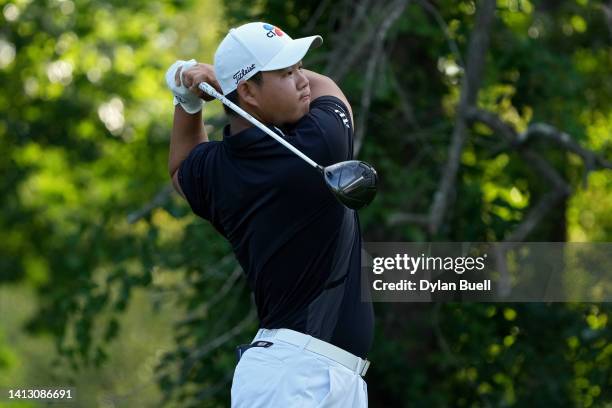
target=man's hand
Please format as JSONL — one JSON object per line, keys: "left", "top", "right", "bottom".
{"left": 175, "top": 62, "right": 222, "bottom": 102}
{"left": 166, "top": 60, "right": 222, "bottom": 114}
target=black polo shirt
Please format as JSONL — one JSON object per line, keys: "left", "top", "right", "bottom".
{"left": 178, "top": 96, "right": 374, "bottom": 358}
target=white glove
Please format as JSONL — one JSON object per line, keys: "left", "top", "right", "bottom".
{"left": 165, "top": 59, "right": 204, "bottom": 114}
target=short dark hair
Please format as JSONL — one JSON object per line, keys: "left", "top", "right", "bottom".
{"left": 223, "top": 71, "right": 264, "bottom": 116}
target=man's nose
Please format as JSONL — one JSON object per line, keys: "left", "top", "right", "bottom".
{"left": 296, "top": 69, "right": 309, "bottom": 89}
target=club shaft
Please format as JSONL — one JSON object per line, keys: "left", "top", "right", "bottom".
{"left": 199, "top": 82, "right": 322, "bottom": 170}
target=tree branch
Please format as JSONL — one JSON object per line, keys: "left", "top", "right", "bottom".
{"left": 601, "top": 0, "right": 612, "bottom": 40}
{"left": 503, "top": 190, "right": 567, "bottom": 242}
{"left": 354, "top": 0, "right": 408, "bottom": 156}
{"left": 427, "top": 0, "right": 497, "bottom": 235}
{"left": 324, "top": 0, "right": 375, "bottom": 79}
{"left": 387, "top": 212, "right": 430, "bottom": 227}
{"left": 466, "top": 107, "right": 610, "bottom": 189}
{"left": 127, "top": 184, "right": 174, "bottom": 224}
{"left": 417, "top": 0, "right": 465, "bottom": 68}
{"left": 464, "top": 108, "right": 574, "bottom": 243}
{"left": 177, "top": 265, "right": 244, "bottom": 325}
{"left": 384, "top": 52, "right": 421, "bottom": 130}
{"left": 179, "top": 308, "right": 257, "bottom": 382}
{"left": 302, "top": 0, "right": 333, "bottom": 33}
{"left": 325, "top": 0, "right": 408, "bottom": 82}
{"left": 389, "top": 105, "right": 604, "bottom": 239}
{"left": 522, "top": 123, "right": 612, "bottom": 187}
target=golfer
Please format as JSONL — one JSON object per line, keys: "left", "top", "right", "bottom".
{"left": 165, "top": 22, "right": 374, "bottom": 407}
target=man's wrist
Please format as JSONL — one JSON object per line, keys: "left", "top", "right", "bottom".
{"left": 173, "top": 95, "right": 204, "bottom": 114}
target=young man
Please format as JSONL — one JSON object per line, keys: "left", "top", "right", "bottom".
{"left": 165, "top": 22, "right": 374, "bottom": 407}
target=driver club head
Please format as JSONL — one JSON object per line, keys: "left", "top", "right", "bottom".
{"left": 322, "top": 160, "right": 378, "bottom": 210}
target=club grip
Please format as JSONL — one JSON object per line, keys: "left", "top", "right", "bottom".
{"left": 199, "top": 82, "right": 220, "bottom": 99}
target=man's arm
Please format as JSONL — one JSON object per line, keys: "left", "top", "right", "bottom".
{"left": 302, "top": 69, "right": 354, "bottom": 129}
{"left": 168, "top": 107, "right": 208, "bottom": 198}
{"left": 167, "top": 62, "right": 221, "bottom": 197}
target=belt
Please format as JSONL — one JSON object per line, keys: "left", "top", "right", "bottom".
{"left": 255, "top": 328, "right": 371, "bottom": 377}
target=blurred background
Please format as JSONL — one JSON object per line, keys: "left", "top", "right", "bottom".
{"left": 0, "top": 0, "right": 611, "bottom": 406}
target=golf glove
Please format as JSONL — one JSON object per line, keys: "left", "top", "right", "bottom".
{"left": 165, "top": 59, "right": 204, "bottom": 114}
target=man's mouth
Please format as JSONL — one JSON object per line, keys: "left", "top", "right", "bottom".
{"left": 300, "top": 93, "right": 310, "bottom": 101}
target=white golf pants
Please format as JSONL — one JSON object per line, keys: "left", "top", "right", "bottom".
{"left": 231, "top": 329, "right": 368, "bottom": 407}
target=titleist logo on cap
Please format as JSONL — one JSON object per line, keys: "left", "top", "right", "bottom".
{"left": 233, "top": 63, "right": 256, "bottom": 84}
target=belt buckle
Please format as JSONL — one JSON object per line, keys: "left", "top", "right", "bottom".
{"left": 236, "top": 340, "right": 275, "bottom": 363}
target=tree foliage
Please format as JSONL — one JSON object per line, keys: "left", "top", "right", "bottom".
{"left": 0, "top": 0, "right": 611, "bottom": 406}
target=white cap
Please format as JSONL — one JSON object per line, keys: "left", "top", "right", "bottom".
{"left": 214, "top": 22, "right": 323, "bottom": 95}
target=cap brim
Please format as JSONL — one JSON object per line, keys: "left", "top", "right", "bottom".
{"left": 260, "top": 35, "right": 323, "bottom": 71}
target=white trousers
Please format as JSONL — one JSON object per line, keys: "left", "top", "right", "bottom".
{"left": 231, "top": 329, "right": 368, "bottom": 407}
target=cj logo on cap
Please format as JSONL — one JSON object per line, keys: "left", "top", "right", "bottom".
{"left": 263, "top": 23, "right": 284, "bottom": 38}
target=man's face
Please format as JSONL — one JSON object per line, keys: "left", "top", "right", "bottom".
{"left": 251, "top": 61, "right": 311, "bottom": 126}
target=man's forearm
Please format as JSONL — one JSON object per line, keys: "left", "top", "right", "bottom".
{"left": 303, "top": 69, "right": 333, "bottom": 100}
{"left": 303, "top": 69, "right": 354, "bottom": 126}
{"left": 168, "top": 106, "right": 208, "bottom": 176}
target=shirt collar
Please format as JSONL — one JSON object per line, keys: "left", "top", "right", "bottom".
{"left": 222, "top": 123, "right": 294, "bottom": 150}
{"left": 222, "top": 124, "right": 268, "bottom": 150}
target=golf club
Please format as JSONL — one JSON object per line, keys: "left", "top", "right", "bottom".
{"left": 198, "top": 82, "right": 378, "bottom": 210}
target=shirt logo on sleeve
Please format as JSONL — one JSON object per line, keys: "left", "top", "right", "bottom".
{"left": 334, "top": 108, "right": 350, "bottom": 129}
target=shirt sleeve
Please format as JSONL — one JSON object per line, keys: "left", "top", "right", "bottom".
{"left": 288, "top": 95, "right": 354, "bottom": 166}
{"left": 178, "top": 142, "right": 214, "bottom": 220}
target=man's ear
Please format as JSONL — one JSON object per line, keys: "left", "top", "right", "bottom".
{"left": 236, "top": 81, "right": 260, "bottom": 109}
